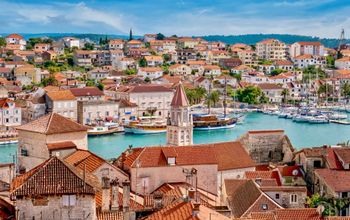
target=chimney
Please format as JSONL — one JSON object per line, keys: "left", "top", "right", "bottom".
{"left": 122, "top": 180, "right": 131, "bottom": 212}
{"left": 110, "top": 178, "right": 119, "bottom": 211}
{"left": 192, "top": 201, "right": 200, "bottom": 217}
{"left": 101, "top": 177, "right": 111, "bottom": 211}
{"left": 188, "top": 187, "right": 196, "bottom": 200}
{"left": 153, "top": 192, "right": 163, "bottom": 209}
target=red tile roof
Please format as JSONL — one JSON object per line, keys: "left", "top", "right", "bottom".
{"left": 64, "top": 150, "right": 106, "bottom": 173}
{"left": 11, "top": 157, "right": 99, "bottom": 197}
{"left": 315, "top": 169, "right": 350, "bottom": 192}
{"left": 6, "top": 34, "right": 24, "bottom": 39}
{"left": 47, "top": 141, "right": 77, "bottom": 151}
{"left": 334, "top": 148, "right": 350, "bottom": 164}
{"left": 275, "top": 208, "right": 321, "bottom": 220}
{"left": 70, "top": 87, "right": 104, "bottom": 97}
{"left": 171, "top": 83, "right": 189, "bottom": 107}
{"left": 297, "top": 42, "right": 322, "bottom": 46}
{"left": 46, "top": 90, "right": 76, "bottom": 101}
{"left": 123, "top": 85, "right": 173, "bottom": 93}
{"left": 16, "top": 113, "right": 88, "bottom": 134}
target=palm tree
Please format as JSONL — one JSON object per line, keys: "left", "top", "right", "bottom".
{"left": 281, "top": 88, "right": 290, "bottom": 104}
{"left": 207, "top": 90, "right": 220, "bottom": 107}
{"left": 341, "top": 82, "right": 350, "bottom": 103}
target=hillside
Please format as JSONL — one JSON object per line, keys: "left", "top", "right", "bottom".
{"left": 200, "top": 34, "right": 350, "bottom": 48}
{"left": 1, "top": 33, "right": 349, "bottom": 48}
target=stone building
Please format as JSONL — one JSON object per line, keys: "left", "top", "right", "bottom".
{"left": 166, "top": 83, "right": 193, "bottom": 146}
{"left": 45, "top": 90, "right": 78, "bottom": 121}
{"left": 77, "top": 100, "right": 119, "bottom": 125}
{"left": 238, "top": 130, "right": 294, "bottom": 164}
{"left": 16, "top": 113, "right": 88, "bottom": 172}
{"left": 11, "top": 156, "right": 99, "bottom": 220}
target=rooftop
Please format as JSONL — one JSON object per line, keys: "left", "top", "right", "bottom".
{"left": 16, "top": 113, "right": 88, "bottom": 135}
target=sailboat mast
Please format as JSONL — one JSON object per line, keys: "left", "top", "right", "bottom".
{"left": 224, "top": 76, "right": 227, "bottom": 118}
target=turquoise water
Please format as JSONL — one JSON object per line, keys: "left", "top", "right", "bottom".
{"left": 1, "top": 112, "right": 350, "bottom": 163}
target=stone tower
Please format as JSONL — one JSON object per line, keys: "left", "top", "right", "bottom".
{"left": 166, "top": 83, "right": 193, "bottom": 146}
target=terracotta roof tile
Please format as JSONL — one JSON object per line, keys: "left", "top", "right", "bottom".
{"left": 16, "top": 113, "right": 88, "bottom": 134}
{"left": 11, "top": 157, "right": 100, "bottom": 197}
{"left": 46, "top": 90, "right": 76, "bottom": 101}
{"left": 64, "top": 150, "right": 106, "bottom": 173}
{"left": 47, "top": 141, "right": 77, "bottom": 151}
{"left": 275, "top": 208, "right": 321, "bottom": 220}
{"left": 70, "top": 87, "right": 104, "bottom": 97}
{"left": 315, "top": 169, "right": 350, "bottom": 192}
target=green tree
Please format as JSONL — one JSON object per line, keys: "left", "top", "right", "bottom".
{"left": 156, "top": 33, "right": 165, "bottom": 40}
{"left": 341, "top": 82, "right": 350, "bottom": 102}
{"left": 236, "top": 86, "right": 264, "bottom": 104}
{"left": 41, "top": 76, "right": 58, "bottom": 87}
{"left": 303, "top": 65, "right": 326, "bottom": 81}
{"left": 144, "top": 77, "right": 151, "bottom": 83}
{"left": 318, "top": 84, "right": 333, "bottom": 100}
{"left": 281, "top": 88, "right": 290, "bottom": 104}
{"left": 306, "top": 194, "right": 350, "bottom": 216}
{"left": 124, "top": 69, "right": 137, "bottom": 75}
{"left": 207, "top": 90, "right": 220, "bottom": 107}
{"left": 83, "top": 42, "right": 95, "bottom": 50}
{"left": 0, "top": 37, "right": 6, "bottom": 47}
{"left": 139, "top": 57, "right": 147, "bottom": 67}
{"left": 326, "top": 55, "right": 335, "bottom": 68}
{"left": 97, "top": 82, "right": 104, "bottom": 91}
{"left": 162, "top": 54, "right": 171, "bottom": 63}
{"left": 185, "top": 87, "right": 207, "bottom": 105}
{"left": 270, "top": 68, "right": 287, "bottom": 76}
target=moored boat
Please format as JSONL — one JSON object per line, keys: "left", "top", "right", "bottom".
{"left": 193, "top": 114, "right": 237, "bottom": 130}
{"left": 124, "top": 116, "right": 167, "bottom": 134}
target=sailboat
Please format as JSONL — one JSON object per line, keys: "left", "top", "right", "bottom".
{"left": 193, "top": 76, "right": 237, "bottom": 130}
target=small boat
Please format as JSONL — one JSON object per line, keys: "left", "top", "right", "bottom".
{"left": 278, "top": 112, "right": 289, "bottom": 118}
{"left": 293, "top": 115, "right": 312, "bottom": 123}
{"left": 88, "top": 122, "right": 124, "bottom": 136}
{"left": 193, "top": 114, "right": 237, "bottom": 130}
{"left": 308, "top": 115, "right": 329, "bottom": 124}
{"left": 328, "top": 113, "right": 348, "bottom": 120}
{"left": 124, "top": 116, "right": 167, "bottom": 134}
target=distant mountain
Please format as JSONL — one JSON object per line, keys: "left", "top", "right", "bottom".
{"left": 199, "top": 34, "right": 350, "bottom": 48}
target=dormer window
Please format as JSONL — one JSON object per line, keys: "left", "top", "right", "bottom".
{"left": 167, "top": 157, "right": 176, "bottom": 165}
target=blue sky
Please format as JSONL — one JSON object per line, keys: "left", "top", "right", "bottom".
{"left": 0, "top": 0, "right": 349, "bottom": 37}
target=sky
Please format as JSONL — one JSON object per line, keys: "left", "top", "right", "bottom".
{"left": 0, "top": 0, "right": 349, "bottom": 38}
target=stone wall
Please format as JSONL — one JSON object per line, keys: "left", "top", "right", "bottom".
{"left": 238, "top": 131, "right": 294, "bottom": 164}
{"left": 130, "top": 164, "right": 218, "bottom": 195}
{"left": 264, "top": 190, "right": 306, "bottom": 208}
{"left": 18, "top": 130, "right": 87, "bottom": 171}
{"left": 16, "top": 194, "right": 96, "bottom": 220}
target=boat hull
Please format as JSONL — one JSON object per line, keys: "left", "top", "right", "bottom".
{"left": 124, "top": 126, "right": 167, "bottom": 134}
{"left": 193, "top": 123, "right": 236, "bottom": 131}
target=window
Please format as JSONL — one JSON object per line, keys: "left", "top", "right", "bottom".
{"left": 275, "top": 193, "right": 280, "bottom": 199}
{"left": 167, "top": 157, "right": 176, "bottom": 165}
{"left": 261, "top": 204, "right": 268, "bottom": 210}
{"left": 341, "top": 192, "right": 348, "bottom": 198}
{"left": 290, "top": 194, "right": 298, "bottom": 204}
{"left": 313, "top": 160, "right": 322, "bottom": 168}
{"left": 62, "top": 195, "right": 76, "bottom": 207}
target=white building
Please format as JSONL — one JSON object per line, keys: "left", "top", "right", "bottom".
{"left": 116, "top": 84, "right": 174, "bottom": 118}
{"left": 256, "top": 39, "right": 287, "bottom": 60}
{"left": 137, "top": 67, "right": 163, "bottom": 79}
{"left": 0, "top": 99, "right": 21, "bottom": 127}
{"left": 63, "top": 37, "right": 80, "bottom": 48}
{"left": 5, "top": 34, "right": 26, "bottom": 50}
{"left": 292, "top": 54, "right": 326, "bottom": 69}
{"left": 290, "top": 42, "right": 324, "bottom": 58}
{"left": 335, "top": 57, "right": 350, "bottom": 70}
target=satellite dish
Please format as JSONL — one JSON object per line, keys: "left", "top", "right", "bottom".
{"left": 317, "top": 205, "right": 325, "bottom": 215}
{"left": 292, "top": 169, "right": 299, "bottom": 176}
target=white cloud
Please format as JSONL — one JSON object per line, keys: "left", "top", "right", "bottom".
{"left": 0, "top": 1, "right": 131, "bottom": 34}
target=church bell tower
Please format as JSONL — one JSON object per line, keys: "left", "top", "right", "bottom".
{"left": 166, "top": 83, "right": 193, "bottom": 146}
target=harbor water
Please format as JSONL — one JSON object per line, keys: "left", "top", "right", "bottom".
{"left": 1, "top": 112, "right": 350, "bottom": 163}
